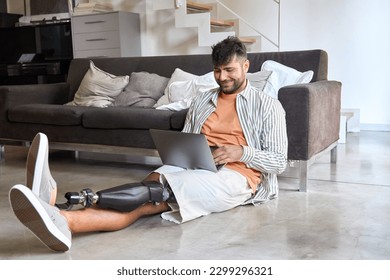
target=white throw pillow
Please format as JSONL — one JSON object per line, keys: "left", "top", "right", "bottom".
{"left": 155, "top": 98, "right": 194, "bottom": 111}
{"left": 66, "top": 61, "right": 129, "bottom": 107}
{"left": 154, "top": 68, "right": 199, "bottom": 107}
{"left": 169, "top": 71, "right": 218, "bottom": 103}
{"left": 156, "top": 70, "right": 272, "bottom": 111}
{"left": 166, "top": 70, "right": 271, "bottom": 103}
{"left": 261, "top": 60, "right": 314, "bottom": 99}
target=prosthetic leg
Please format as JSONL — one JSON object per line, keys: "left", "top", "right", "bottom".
{"left": 56, "top": 181, "right": 175, "bottom": 212}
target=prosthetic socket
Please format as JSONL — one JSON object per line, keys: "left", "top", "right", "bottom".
{"left": 56, "top": 181, "right": 175, "bottom": 212}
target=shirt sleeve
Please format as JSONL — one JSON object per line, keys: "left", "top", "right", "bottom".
{"left": 240, "top": 99, "right": 288, "bottom": 175}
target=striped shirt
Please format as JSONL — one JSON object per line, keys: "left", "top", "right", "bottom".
{"left": 182, "top": 80, "right": 288, "bottom": 204}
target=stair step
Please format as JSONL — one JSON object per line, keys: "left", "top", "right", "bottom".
{"left": 187, "top": 1, "right": 213, "bottom": 12}
{"left": 239, "top": 37, "right": 257, "bottom": 44}
{"left": 210, "top": 18, "right": 235, "bottom": 27}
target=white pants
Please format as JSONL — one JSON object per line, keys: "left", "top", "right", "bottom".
{"left": 154, "top": 165, "right": 253, "bottom": 224}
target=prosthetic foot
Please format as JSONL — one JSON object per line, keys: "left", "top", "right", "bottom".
{"left": 56, "top": 181, "right": 174, "bottom": 212}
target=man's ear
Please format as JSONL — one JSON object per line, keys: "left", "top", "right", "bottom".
{"left": 244, "top": 59, "right": 250, "bottom": 72}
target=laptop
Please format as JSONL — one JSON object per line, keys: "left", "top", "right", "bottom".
{"left": 149, "top": 129, "right": 225, "bottom": 172}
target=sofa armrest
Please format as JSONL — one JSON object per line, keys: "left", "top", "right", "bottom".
{"left": 0, "top": 82, "right": 69, "bottom": 108}
{"left": 278, "top": 80, "right": 342, "bottom": 160}
{"left": 170, "top": 109, "right": 189, "bottom": 130}
{"left": 0, "top": 82, "right": 70, "bottom": 130}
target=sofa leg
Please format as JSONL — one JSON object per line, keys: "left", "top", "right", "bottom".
{"left": 330, "top": 146, "right": 337, "bottom": 163}
{"left": 74, "top": 150, "right": 80, "bottom": 162}
{"left": 0, "top": 144, "right": 4, "bottom": 160}
{"left": 299, "top": 160, "right": 309, "bottom": 192}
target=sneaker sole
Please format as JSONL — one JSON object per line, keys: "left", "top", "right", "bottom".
{"left": 27, "top": 133, "right": 47, "bottom": 195}
{"left": 9, "top": 185, "right": 71, "bottom": 252}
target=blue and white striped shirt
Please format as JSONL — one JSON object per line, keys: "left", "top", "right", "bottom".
{"left": 182, "top": 81, "right": 288, "bottom": 204}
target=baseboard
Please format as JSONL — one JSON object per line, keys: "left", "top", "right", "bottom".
{"left": 360, "top": 123, "right": 390, "bottom": 131}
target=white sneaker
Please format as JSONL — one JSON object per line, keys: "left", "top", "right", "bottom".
{"left": 9, "top": 184, "right": 71, "bottom": 252}
{"left": 26, "top": 133, "right": 57, "bottom": 205}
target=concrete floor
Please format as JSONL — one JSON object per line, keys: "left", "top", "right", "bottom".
{"left": 0, "top": 131, "right": 389, "bottom": 260}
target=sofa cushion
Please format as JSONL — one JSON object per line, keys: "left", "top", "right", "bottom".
{"left": 82, "top": 107, "right": 175, "bottom": 130}
{"left": 8, "top": 104, "right": 91, "bottom": 126}
{"left": 114, "top": 72, "right": 169, "bottom": 107}
{"left": 67, "top": 61, "right": 129, "bottom": 108}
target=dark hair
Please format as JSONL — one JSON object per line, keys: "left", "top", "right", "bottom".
{"left": 211, "top": 36, "right": 247, "bottom": 66}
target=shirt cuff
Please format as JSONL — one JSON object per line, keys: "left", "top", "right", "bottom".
{"left": 240, "top": 145, "right": 255, "bottom": 164}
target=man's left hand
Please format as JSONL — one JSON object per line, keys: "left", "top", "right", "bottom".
{"left": 212, "top": 145, "right": 243, "bottom": 165}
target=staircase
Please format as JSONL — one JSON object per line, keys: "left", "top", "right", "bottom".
{"left": 153, "top": 0, "right": 279, "bottom": 51}
{"left": 153, "top": 0, "right": 261, "bottom": 48}
{"left": 175, "top": 0, "right": 235, "bottom": 46}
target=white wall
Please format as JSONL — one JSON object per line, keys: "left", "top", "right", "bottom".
{"left": 218, "top": 0, "right": 389, "bottom": 129}
{"left": 280, "top": 0, "right": 390, "bottom": 130}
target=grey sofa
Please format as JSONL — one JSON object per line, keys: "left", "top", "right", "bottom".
{"left": 0, "top": 50, "right": 341, "bottom": 191}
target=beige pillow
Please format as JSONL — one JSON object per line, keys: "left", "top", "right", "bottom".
{"left": 67, "top": 61, "right": 129, "bottom": 107}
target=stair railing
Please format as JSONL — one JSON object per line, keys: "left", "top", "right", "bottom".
{"left": 215, "top": 0, "right": 280, "bottom": 50}
{"left": 175, "top": 0, "right": 183, "bottom": 8}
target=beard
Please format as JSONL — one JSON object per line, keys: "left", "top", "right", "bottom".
{"left": 218, "top": 78, "right": 246, "bottom": 94}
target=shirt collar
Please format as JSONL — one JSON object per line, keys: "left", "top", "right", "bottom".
{"left": 210, "top": 79, "right": 253, "bottom": 105}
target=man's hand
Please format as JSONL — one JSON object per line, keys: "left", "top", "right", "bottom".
{"left": 212, "top": 145, "right": 243, "bottom": 165}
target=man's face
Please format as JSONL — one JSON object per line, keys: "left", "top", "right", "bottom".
{"left": 213, "top": 55, "right": 249, "bottom": 94}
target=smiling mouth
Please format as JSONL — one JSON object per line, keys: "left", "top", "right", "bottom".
{"left": 220, "top": 80, "right": 233, "bottom": 86}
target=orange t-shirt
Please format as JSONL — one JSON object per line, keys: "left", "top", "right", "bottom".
{"left": 201, "top": 92, "right": 261, "bottom": 192}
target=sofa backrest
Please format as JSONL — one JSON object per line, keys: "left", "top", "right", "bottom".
{"left": 66, "top": 49, "right": 328, "bottom": 101}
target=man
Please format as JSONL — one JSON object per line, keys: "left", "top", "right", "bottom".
{"left": 9, "top": 36, "right": 288, "bottom": 252}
